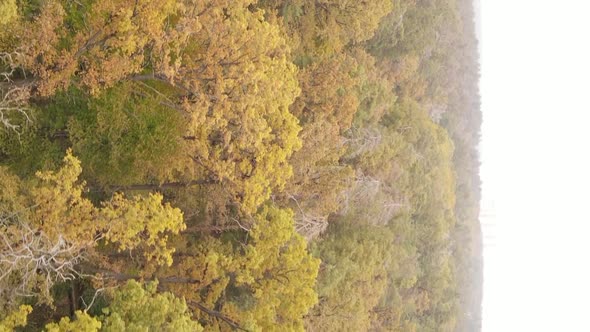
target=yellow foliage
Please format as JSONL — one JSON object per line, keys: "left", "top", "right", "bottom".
{"left": 44, "top": 312, "right": 101, "bottom": 332}
{"left": 79, "top": 0, "right": 178, "bottom": 93}
{"left": 284, "top": 54, "right": 359, "bottom": 220}
{"left": 100, "top": 193, "right": 185, "bottom": 266}
{"left": 175, "top": 1, "right": 302, "bottom": 213}
{"left": 16, "top": 1, "right": 75, "bottom": 95}
{"left": 33, "top": 149, "right": 97, "bottom": 244}
{"left": 0, "top": 0, "right": 17, "bottom": 26}
{"left": 0, "top": 150, "right": 186, "bottom": 304}
{"left": 233, "top": 206, "right": 320, "bottom": 331}
{"left": 261, "top": 0, "right": 393, "bottom": 58}
{"left": 6, "top": 0, "right": 177, "bottom": 95}
{"left": 0, "top": 305, "right": 32, "bottom": 332}
{"left": 4, "top": 0, "right": 302, "bottom": 215}
{"left": 158, "top": 206, "right": 319, "bottom": 331}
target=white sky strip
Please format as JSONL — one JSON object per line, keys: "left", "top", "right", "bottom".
{"left": 481, "top": 1, "right": 590, "bottom": 331}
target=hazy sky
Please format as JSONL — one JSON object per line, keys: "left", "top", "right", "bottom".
{"left": 481, "top": 1, "right": 590, "bottom": 331}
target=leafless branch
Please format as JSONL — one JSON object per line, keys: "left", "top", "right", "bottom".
{"left": 0, "top": 213, "right": 96, "bottom": 302}
{"left": 287, "top": 194, "right": 328, "bottom": 240}
{"left": 343, "top": 126, "right": 382, "bottom": 159}
{"left": 0, "top": 52, "right": 33, "bottom": 136}
{"left": 339, "top": 173, "right": 406, "bottom": 225}
{"left": 189, "top": 301, "right": 250, "bottom": 332}
{"left": 81, "top": 287, "right": 107, "bottom": 313}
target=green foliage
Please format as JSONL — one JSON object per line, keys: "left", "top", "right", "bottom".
{"left": 0, "top": 127, "right": 65, "bottom": 180}
{"left": 41, "top": 280, "right": 202, "bottom": 331}
{"left": 307, "top": 221, "right": 392, "bottom": 331}
{"left": 100, "top": 280, "right": 203, "bottom": 332}
{"left": 66, "top": 83, "right": 188, "bottom": 186}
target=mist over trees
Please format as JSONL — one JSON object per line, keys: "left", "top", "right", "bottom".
{"left": 0, "top": 0, "right": 482, "bottom": 331}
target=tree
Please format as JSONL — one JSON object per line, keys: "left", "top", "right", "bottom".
{"left": 1, "top": 0, "right": 177, "bottom": 96}
{"left": 306, "top": 221, "right": 392, "bottom": 331}
{"left": 10, "top": 280, "right": 203, "bottom": 331}
{"left": 257, "top": 0, "right": 393, "bottom": 59}
{"left": 231, "top": 206, "right": 320, "bottom": 331}
{"left": 0, "top": 150, "right": 185, "bottom": 308}
{"left": 0, "top": 84, "right": 31, "bottom": 135}
{"left": 2, "top": 1, "right": 303, "bottom": 214}
{"left": 281, "top": 54, "right": 360, "bottom": 233}
{"left": 174, "top": 1, "right": 302, "bottom": 213}
{"left": 64, "top": 84, "right": 189, "bottom": 186}
{"left": 0, "top": 0, "right": 483, "bottom": 330}
{"left": 0, "top": 305, "right": 31, "bottom": 332}
{"left": 99, "top": 280, "right": 203, "bottom": 332}
{"left": 155, "top": 205, "right": 320, "bottom": 331}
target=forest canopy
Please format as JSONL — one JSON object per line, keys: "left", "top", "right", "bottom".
{"left": 0, "top": 0, "right": 482, "bottom": 331}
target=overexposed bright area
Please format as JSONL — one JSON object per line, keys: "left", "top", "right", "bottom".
{"left": 481, "top": 1, "right": 590, "bottom": 331}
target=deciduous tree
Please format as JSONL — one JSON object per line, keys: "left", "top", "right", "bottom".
{"left": 0, "top": 151, "right": 185, "bottom": 308}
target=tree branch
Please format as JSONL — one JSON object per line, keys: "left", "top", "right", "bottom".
{"left": 110, "top": 179, "right": 216, "bottom": 192}
{"left": 189, "top": 301, "right": 250, "bottom": 332}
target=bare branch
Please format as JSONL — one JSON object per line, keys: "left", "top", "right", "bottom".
{"left": 0, "top": 212, "right": 96, "bottom": 303}
{"left": 287, "top": 194, "right": 329, "bottom": 240}
{"left": 343, "top": 126, "right": 382, "bottom": 159}
{"left": 81, "top": 287, "right": 107, "bottom": 313}
{"left": 189, "top": 301, "right": 250, "bottom": 332}
{"left": 0, "top": 52, "right": 33, "bottom": 136}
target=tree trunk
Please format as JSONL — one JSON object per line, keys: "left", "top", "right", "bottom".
{"left": 68, "top": 279, "right": 83, "bottom": 317}
{"left": 109, "top": 179, "right": 216, "bottom": 191}
{"left": 189, "top": 301, "right": 250, "bottom": 332}
{"left": 182, "top": 224, "right": 243, "bottom": 233}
